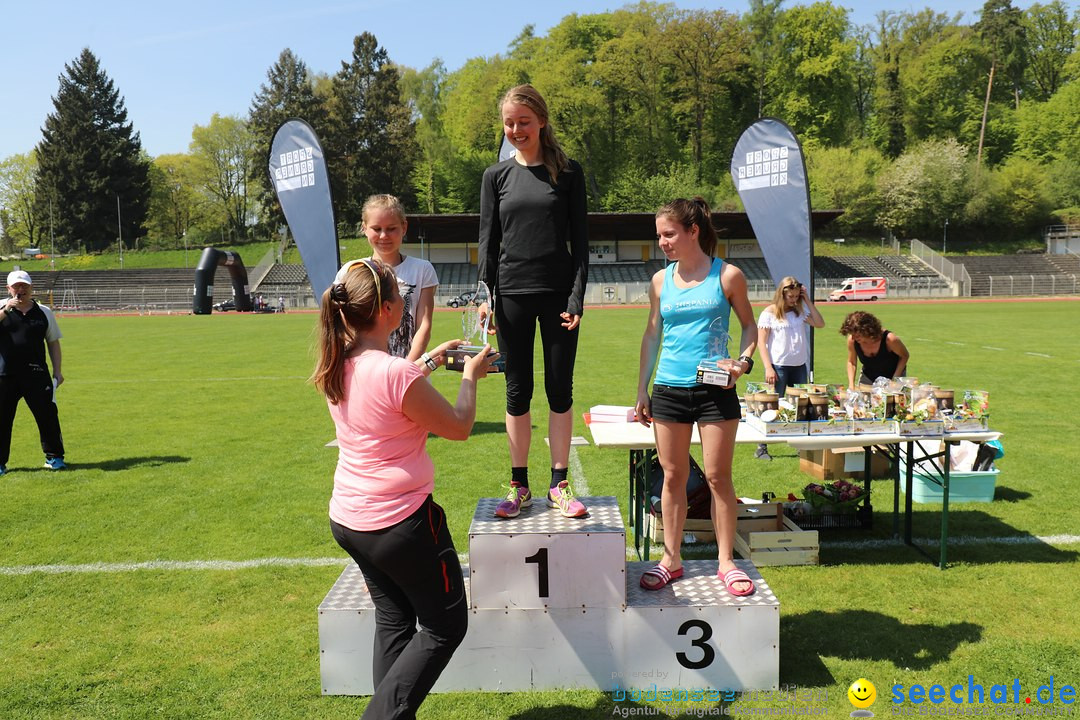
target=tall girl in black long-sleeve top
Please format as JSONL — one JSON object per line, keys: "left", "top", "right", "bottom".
{"left": 478, "top": 84, "right": 590, "bottom": 520}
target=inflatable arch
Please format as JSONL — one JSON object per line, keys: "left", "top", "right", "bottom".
{"left": 192, "top": 248, "right": 254, "bottom": 314}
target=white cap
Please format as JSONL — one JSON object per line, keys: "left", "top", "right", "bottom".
{"left": 7, "top": 270, "right": 31, "bottom": 286}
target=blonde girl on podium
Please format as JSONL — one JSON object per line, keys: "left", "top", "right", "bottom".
{"left": 313, "top": 258, "right": 497, "bottom": 719}
{"left": 634, "top": 198, "right": 758, "bottom": 597}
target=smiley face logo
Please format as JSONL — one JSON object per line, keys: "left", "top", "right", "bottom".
{"left": 848, "top": 678, "right": 877, "bottom": 710}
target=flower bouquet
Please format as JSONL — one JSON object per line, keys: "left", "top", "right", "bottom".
{"left": 803, "top": 480, "right": 866, "bottom": 509}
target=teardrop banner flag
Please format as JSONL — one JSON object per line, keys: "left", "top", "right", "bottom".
{"left": 268, "top": 118, "right": 339, "bottom": 304}
{"left": 498, "top": 133, "right": 516, "bottom": 162}
{"left": 730, "top": 118, "right": 813, "bottom": 291}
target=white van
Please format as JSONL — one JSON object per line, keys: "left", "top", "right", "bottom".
{"left": 828, "top": 276, "right": 887, "bottom": 302}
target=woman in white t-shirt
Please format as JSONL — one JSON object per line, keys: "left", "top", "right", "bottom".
{"left": 755, "top": 276, "right": 825, "bottom": 460}
{"left": 362, "top": 194, "right": 440, "bottom": 360}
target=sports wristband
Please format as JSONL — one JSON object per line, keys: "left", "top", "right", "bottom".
{"left": 421, "top": 353, "right": 438, "bottom": 371}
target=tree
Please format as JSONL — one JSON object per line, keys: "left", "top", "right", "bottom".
{"left": 876, "top": 137, "right": 971, "bottom": 238}
{"left": 34, "top": 48, "right": 150, "bottom": 252}
{"left": 868, "top": 12, "right": 906, "bottom": 157}
{"left": 766, "top": 2, "right": 858, "bottom": 146}
{"left": 190, "top": 114, "right": 256, "bottom": 242}
{"left": 248, "top": 49, "right": 327, "bottom": 232}
{"left": 146, "top": 153, "right": 209, "bottom": 248}
{"left": 663, "top": 9, "right": 749, "bottom": 182}
{"left": 0, "top": 153, "right": 40, "bottom": 250}
{"left": 327, "top": 32, "right": 417, "bottom": 230}
{"left": 902, "top": 26, "right": 988, "bottom": 145}
{"left": 806, "top": 144, "right": 886, "bottom": 234}
{"left": 1013, "top": 79, "right": 1080, "bottom": 163}
{"left": 743, "top": 0, "right": 786, "bottom": 116}
{"left": 1023, "top": 1, "right": 1077, "bottom": 101}
{"left": 975, "top": 0, "right": 1027, "bottom": 165}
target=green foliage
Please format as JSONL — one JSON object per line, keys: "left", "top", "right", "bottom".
{"left": 34, "top": 48, "right": 151, "bottom": 253}
{"left": 189, "top": 114, "right": 257, "bottom": 243}
{"left": 326, "top": 32, "right": 417, "bottom": 229}
{"left": 902, "top": 26, "right": 988, "bottom": 145}
{"left": 600, "top": 163, "right": 705, "bottom": 212}
{"left": 964, "top": 155, "right": 1056, "bottom": 234}
{"left": 806, "top": 144, "right": 886, "bottom": 233}
{"left": 145, "top": 153, "right": 211, "bottom": 248}
{"left": 766, "top": 2, "right": 858, "bottom": 146}
{"left": 248, "top": 49, "right": 328, "bottom": 232}
{"left": 876, "top": 137, "right": 972, "bottom": 237}
{"left": 1023, "top": 1, "right": 1078, "bottom": 100}
{"left": 1013, "top": 80, "right": 1080, "bottom": 163}
{"left": 0, "top": 152, "right": 39, "bottom": 251}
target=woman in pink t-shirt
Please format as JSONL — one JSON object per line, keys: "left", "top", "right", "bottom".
{"left": 312, "top": 258, "right": 497, "bottom": 720}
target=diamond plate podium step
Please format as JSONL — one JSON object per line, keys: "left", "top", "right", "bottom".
{"left": 318, "top": 552, "right": 779, "bottom": 694}
{"left": 469, "top": 495, "right": 626, "bottom": 609}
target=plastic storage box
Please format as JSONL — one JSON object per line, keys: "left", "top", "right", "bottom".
{"left": 900, "top": 458, "right": 999, "bottom": 503}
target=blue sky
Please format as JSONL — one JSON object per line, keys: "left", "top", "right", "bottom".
{"left": 0, "top": 0, "right": 1045, "bottom": 161}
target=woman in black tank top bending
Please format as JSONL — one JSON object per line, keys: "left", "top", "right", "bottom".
{"left": 839, "top": 311, "right": 910, "bottom": 387}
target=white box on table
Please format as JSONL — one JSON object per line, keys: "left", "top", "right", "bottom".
{"left": 944, "top": 416, "right": 989, "bottom": 433}
{"left": 744, "top": 415, "right": 807, "bottom": 437}
{"left": 896, "top": 419, "right": 944, "bottom": 437}
{"left": 851, "top": 418, "right": 897, "bottom": 435}
{"left": 807, "top": 419, "right": 853, "bottom": 436}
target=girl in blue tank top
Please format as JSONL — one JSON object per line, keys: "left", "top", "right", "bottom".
{"left": 634, "top": 198, "right": 760, "bottom": 598}
{"left": 653, "top": 257, "right": 731, "bottom": 387}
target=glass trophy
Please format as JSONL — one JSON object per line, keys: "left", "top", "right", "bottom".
{"left": 695, "top": 318, "right": 731, "bottom": 386}
{"left": 445, "top": 281, "right": 504, "bottom": 373}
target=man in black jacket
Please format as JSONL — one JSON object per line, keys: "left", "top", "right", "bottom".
{"left": 0, "top": 270, "right": 66, "bottom": 473}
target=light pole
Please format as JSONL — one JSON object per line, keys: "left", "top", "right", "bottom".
{"left": 49, "top": 196, "right": 55, "bottom": 269}
{"left": 943, "top": 218, "right": 949, "bottom": 254}
{"left": 116, "top": 194, "right": 123, "bottom": 269}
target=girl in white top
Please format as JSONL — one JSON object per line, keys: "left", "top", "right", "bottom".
{"left": 754, "top": 276, "right": 825, "bottom": 459}
{"left": 363, "top": 194, "right": 439, "bottom": 361}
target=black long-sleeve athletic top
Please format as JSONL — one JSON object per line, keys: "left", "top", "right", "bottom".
{"left": 477, "top": 157, "right": 589, "bottom": 316}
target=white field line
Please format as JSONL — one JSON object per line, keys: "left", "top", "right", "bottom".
{"left": 6, "top": 535, "right": 1079, "bottom": 575}
{"left": 945, "top": 341, "right": 965, "bottom": 346}
{"left": 80, "top": 376, "right": 308, "bottom": 384}
{"left": 981, "top": 346, "right": 1006, "bottom": 351}
{"left": 1025, "top": 352, "right": 1052, "bottom": 358}
{"left": 569, "top": 446, "right": 590, "bottom": 496}
{"left": 0, "top": 557, "right": 348, "bottom": 576}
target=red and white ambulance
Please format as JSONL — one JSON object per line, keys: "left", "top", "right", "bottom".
{"left": 828, "top": 276, "right": 887, "bottom": 302}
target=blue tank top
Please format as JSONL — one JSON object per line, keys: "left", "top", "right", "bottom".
{"left": 654, "top": 258, "right": 731, "bottom": 387}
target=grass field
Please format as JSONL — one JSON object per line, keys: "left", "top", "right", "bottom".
{"left": 1, "top": 299, "right": 1078, "bottom": 719}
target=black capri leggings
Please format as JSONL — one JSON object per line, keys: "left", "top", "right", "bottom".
{"left": 495, "top": 292, "right": 579, "bottom": 416}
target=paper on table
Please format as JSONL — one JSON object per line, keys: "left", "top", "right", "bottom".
{"left": 588, "top": 405, "right": 636, "bottom": 422}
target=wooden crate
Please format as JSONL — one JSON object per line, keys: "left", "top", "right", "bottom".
{"left": 649, "top": 503, "right": 819, "bottom": 566}
{"left": 733, "top": 503, "right": 819, "bottom": 566}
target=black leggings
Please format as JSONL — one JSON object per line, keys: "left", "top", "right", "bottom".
{"left": 495, "top": 292, "right": 579, "bottom": 416}
{"left": 0, "top": 369, "right": 65, "bottom": 465}
{"left": 330, "top": 496, "right": 468, "bottom": 720}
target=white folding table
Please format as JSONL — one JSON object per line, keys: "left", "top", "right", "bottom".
{"left": 586, "top": 420, "right": 1001, "bottom": 569}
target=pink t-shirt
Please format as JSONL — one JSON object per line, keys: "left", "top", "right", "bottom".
{"left": 327, "top": 351, "right": 433, "bottom": 531}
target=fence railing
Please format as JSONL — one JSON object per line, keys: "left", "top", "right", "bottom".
{"left": 50, "top": 286, "right": 317, "bottom": 314}
{"left": 985, "top": 274, "right": 1079, "bottom": 296}
{"left": 910, "top": 239, "right": 969, "bottom": 296}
